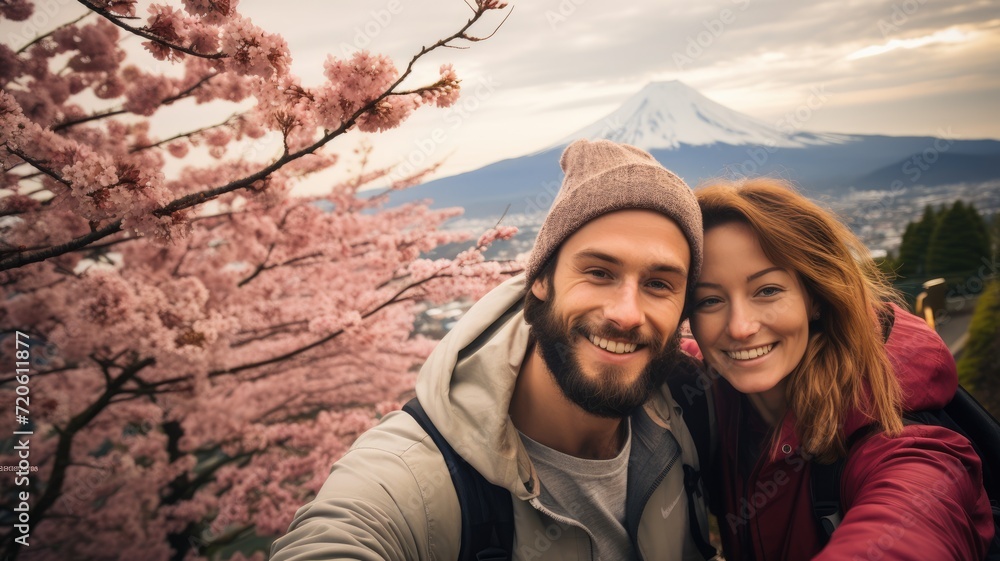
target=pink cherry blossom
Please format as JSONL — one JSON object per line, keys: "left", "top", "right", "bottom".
{"left": 0, "top": 0, "right": 32, "bottom": 20}
{"left": 0, "top": 1, "right": 514, "bottom": 558}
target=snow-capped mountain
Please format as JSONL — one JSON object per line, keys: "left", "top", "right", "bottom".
{"left": 553, "top": 80, "right": 846, "bottom": 150}
{"left": 389, "top": 82, "right": 1000, "bottom": 220}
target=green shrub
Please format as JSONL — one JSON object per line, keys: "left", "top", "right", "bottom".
{"left": 957, "top": 280, "right": 1000, "bottom": 417}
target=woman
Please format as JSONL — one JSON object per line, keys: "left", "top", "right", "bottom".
{"left": 687, "top": 178, "right": 994, "bottom": 560}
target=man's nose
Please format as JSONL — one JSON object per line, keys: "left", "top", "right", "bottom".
{"left": 604, "top": 283, "right": 645, "bottom": 331}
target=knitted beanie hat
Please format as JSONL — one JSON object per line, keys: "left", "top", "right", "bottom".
{"left": 525, "top": 139, "right": 703, "bottom": 294}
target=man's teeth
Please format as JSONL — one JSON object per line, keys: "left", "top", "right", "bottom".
{"left": 726, "top": 344, "right": 774, "bottom": 361}
{"left": 589, "top": 335, "right": 637, "bottom": 354}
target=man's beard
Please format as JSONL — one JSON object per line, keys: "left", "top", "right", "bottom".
{"left": 527, "top": 293, "right": 683, "bottom": 418}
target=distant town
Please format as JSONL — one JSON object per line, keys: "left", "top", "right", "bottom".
{"left": 414, "top": 179, "right": 1000, "bottom": 337}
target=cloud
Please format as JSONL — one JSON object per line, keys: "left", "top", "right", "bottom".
{"left": 13, "top": 0, "right": 996, "bottom": 180}
{"left": 847, "top": 28, "right": 977, "bottom": 60}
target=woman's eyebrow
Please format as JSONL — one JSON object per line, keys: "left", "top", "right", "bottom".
{"left": 747, "top": 266, "right": 784, "bottom": 282}
{"left": 694, "top": 266, "right": 785, "bottom": 290}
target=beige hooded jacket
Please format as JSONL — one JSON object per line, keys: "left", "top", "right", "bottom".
{"left": 269, "top": 275, "right": 712, "bottom": 561}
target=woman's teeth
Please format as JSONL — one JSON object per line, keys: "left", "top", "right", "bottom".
{"left": 726, "top": 344, "right": 774, "bottom": 361}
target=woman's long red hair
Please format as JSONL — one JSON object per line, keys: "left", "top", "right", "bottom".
{"left": 695, "top": 178, "right": 903, "bottom": 462}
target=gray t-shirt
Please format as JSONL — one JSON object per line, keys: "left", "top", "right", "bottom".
{"left": 519, "top": 422, "right": 636, "bottom": 561}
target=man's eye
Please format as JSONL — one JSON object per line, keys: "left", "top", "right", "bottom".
{"left": 587, "top": 269, "right": 610, "bottom": 279}
{"left": 647, "top": 280, "right": 672, "bottom": 291}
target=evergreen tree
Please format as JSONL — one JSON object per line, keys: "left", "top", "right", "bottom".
{"left": 957, "top": 280, "right": 1000, "bottom": 417}
{"left": 897, "top": 205, "right": 937, "bottom": 276}
{"left": 991, "top": 213, "right": 1000, "bottom": 265}
{"left": 926, "top": 200, "right": 990, "bottom": 275}
{"left": 966, "top": 202, "right": 991, "bottom": 259}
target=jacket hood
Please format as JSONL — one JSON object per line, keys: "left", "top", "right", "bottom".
{"left": 843, "top": 302, "right": 957, "bottom": 435}
{"left": 415, "top": 274, "right": 537, "bottom": 500}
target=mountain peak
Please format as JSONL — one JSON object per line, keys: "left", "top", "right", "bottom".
{"left": 553, "top": 81, "right": 843, "bottom": 150}
{"left": 640, "top": 79, "right": 693, "bottom": 90}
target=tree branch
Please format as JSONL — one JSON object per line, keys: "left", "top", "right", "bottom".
{"left": 3, "top": 356, "right": 156, "bottom": 557}
{"left": 4, "top": 147, "right": 74, "bottom": 189}
{"left": 51, "top": 107, "right": 126, "bottom": 132}
{"left": 16, "top": 12, "right": 92, "bottom": 55}
{"left": 76, "top": 0, "right": 227, "bottom": 60}
{"left": 152, "top": 3, "right": 498, "bottom": 219}
{"left": 52, "top": 74, "right": 216, "bottom": 132}
{"left": 210, "top": 268, "right": 455, "bottom": 377}
{"left": 0, "top": 220, "right": 123, "bottom": 271}
{"left": 3, "top": 4, "right": 501, "bottom": 271}
{"left": 130, "top": 114, "right": 238, "bottom": 153}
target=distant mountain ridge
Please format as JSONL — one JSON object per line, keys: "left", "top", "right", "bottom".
{"left": 390, "top": 81, "right": 1000, "bottom": 219}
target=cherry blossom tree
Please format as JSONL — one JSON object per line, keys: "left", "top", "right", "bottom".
{"left": 0, "top": 1, "right": 516, "bottom": 559}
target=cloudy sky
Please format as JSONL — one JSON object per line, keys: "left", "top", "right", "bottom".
{"left": 250, "top": 0, "right": 1000, "bottom": 181}
{"left": 16, "top": 0, "right": 1000, "bottom": 184}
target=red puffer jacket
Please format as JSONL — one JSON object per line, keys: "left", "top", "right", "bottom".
{"left": 699, "top": 304, "right": 995, "bottom": 561}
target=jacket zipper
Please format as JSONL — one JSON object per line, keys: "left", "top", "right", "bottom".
{"left": 630, "top": 444, "right": 682, "bottom": 561}
{"left": 527, "top": 497, "right": 598, "bottom": 561}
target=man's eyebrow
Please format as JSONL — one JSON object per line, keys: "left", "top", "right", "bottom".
{"left": 575, "top": 250, "right": 622, "bottom": 267}
{"left": 574, "top": 250, "right": 687, "bottom": 276}
{"left": 695, "top": 266, "right": 786, "bottom": 289}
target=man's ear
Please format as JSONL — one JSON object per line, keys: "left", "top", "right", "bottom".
{"left": 531, "top": 276, "right": 549, "bottom": 302}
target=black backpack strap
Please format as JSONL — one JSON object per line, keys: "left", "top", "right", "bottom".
{"left": 938, "top": 386, "right": 1000, "bottom": 500}
{"left": 402, "top": 398, "right": 514, "bottom": 561}
{"left": 809, "top": 461, "right": 842, "bottom": 543}
{"left": 810, "top": 425, "right": 880, "bottom": 545}
{"left": 667, "top": 358, "right": 720, "bottom": 560}
{"left": 667, "top": 358, "right": 714, "bottom": 477}
{"left": 920, "top": 387, "right": 1000, "bottom": 559}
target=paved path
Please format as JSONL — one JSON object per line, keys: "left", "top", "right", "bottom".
{"left": 934, "top": 295, "right": 979, "bottom": 356}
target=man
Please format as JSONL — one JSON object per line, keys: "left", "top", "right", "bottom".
{"left": 270, "top": 139, "right": 712, "bottom": 560}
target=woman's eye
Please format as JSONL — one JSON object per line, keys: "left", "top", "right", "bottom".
{"left": 695, "top": 296, "right": 722, "bottom": 308}
{"left": 758, "top": 286, "right": 783, "bottom": 297}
